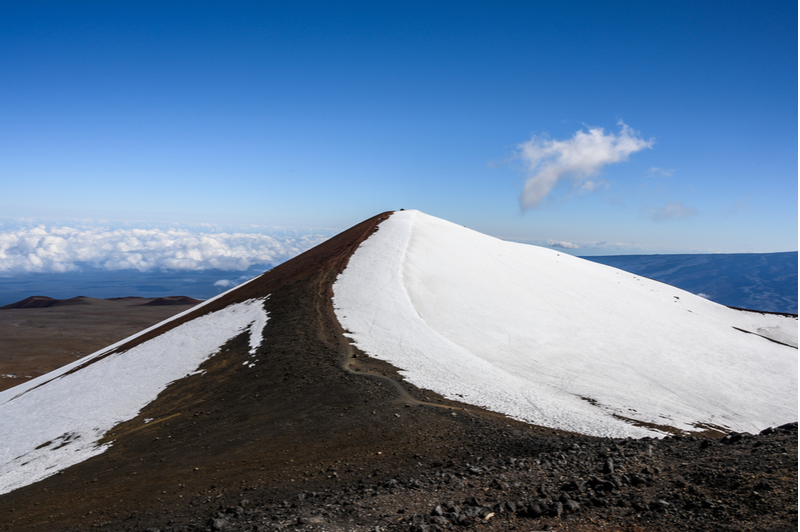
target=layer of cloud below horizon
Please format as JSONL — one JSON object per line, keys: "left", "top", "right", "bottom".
{"left": 548, "top": 240, "right": 580, "bottom": 250}
{"left": 516, "top": 122, "right": 654, "bottom": 209}
{"left": 0, "top": 226, "right": 330, "bottom": 275}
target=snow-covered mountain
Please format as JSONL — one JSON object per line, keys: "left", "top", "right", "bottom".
{"left": 0, "top": 210, "right": 796, "bottom": 502}
{"left": 333, "top": 211, "right": 797, "bottom": 438}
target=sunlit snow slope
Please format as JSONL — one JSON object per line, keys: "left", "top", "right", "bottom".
{"left": 333, "top": 210, "right": 797, "bottom": 438}
{"left": 0, "top": 293, "right": 268, "bottom": 495}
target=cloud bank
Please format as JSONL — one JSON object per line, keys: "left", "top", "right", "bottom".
{"left": 548, "top": 240, "right": 580, "bottom": 250}
{"left": 516, "top": 122, "right": 653, "bottom": 209}
{"left": 0, "top": 225, "right": 330, "bottom": 275}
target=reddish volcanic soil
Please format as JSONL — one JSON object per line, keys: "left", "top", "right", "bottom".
{"left": 0, "top": 212, "right": 796, "bottom": 532}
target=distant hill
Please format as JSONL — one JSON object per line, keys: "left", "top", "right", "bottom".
{"left": 138, "top": 296, "right": 203, "bottom": 306}
{"left": 0, "top": 265, "right": 267, "bottom": 308}
{"left": 0, "top": 296, "right": 91, "bottom": 310}
{"left": 0, "top": 295, "right": 202, "bottom": 310}
{"left": 583, "top": 252, "right": 798, "bottom": 314}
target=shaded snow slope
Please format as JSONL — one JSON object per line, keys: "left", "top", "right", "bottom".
{"left": 0, "top": 294, "right": 268, "bottom": 495}
{"left": 333, "top": 210, "right": 797, "bottom": 438}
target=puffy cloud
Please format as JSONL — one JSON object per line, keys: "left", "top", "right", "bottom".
{"left": 648, "top": 202, "right": 698, "bottom": 221}
{"left": 516, "top": 122, "right": 653, "bottom": 209}
{"left": 0, "top": 225, "right": 330, "bottom": 274}
{"left": 213, "top": 274, "right": 254, "bottom": 291}
{"left": 548, "top": 240, "right": 580, "bottom": 250}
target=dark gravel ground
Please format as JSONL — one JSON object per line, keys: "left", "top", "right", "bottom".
{"left": 1, "top": 212, "right": 796, "bottom": 532}
{"left": 126, "top": 423, "right": 798, "bottom": 532}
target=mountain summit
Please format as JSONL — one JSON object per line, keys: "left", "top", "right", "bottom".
{"left": 334, "top": 210, "right": 797, "bottom": 438}
{"left": 0, "top": 210, "right": 796, "bottom": 531}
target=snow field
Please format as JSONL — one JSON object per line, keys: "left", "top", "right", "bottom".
{"left": 333, "top": 210, "right": 797, "bottom": 438}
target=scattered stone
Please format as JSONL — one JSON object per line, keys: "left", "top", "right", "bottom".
{"left": 562, "top": 479, "right": 584, "bottom": 493}
{"left": 754, "top": 480, "right": 773, "bottom": 491}
{"left": 650, "top": 499, "right": 671, "bottom": 511}
{"left": 463, "top": 505, "right": 482, "bottom": 518}
{"left": 209, "top": 518, "right": 228, "bottom": 531}
{"left": 86, "top": 421, "right": 798, "bottom": 532}
{"left": 722, "top": 432, "right": 744, "bottom": 444}
{"left": 523, "top": 500, "right": 547, "bottom": 518}
{"left": 629, "top": 474, "right": 646, "bottom": 487}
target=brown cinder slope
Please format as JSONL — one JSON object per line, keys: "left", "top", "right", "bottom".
{"left": 0, "top": 211, "right": 560, "bottom": 531}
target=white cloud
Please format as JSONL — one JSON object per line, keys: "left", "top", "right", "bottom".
{"left": 0, "top": 225, "right": 330, "bottom": 274}
{"left": 213, "top": 274, "right": 255, "bottom": 291}
{"left": 515, "top": 122, "right": 654, "bottom": 209}
{"left": 648, "top": 202, "right": 698, "bottom": 221}
{"left": 548, "top": 240, "right": 580, "bottom": 249}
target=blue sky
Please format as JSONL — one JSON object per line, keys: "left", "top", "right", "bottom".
{"left": 1, "top": 1, "right": 797, "bottom": 266}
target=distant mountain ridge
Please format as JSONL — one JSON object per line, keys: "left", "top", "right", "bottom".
{"left": 0, "top": 296, "right": 90, "bottom": 310}
{"left": 583, "top": 252, "right": 798, "bottom": 314}
{"left": 0, "top": 265, "right": 267, "bottom": 308}
{"left": 1, "top": 295, "right": 203, "bottom": 310}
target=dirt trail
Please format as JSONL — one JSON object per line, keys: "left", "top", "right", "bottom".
{"left": 312, "top": 221, "right": 488, "bottom": 413}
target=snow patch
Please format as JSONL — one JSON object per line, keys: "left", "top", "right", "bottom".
{"left": 0, "top": 297, "right": 269, "bottom": 495}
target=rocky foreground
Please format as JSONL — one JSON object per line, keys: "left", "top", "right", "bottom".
{"left": 100, "top": 424, "right": 796, "bottom": 532}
